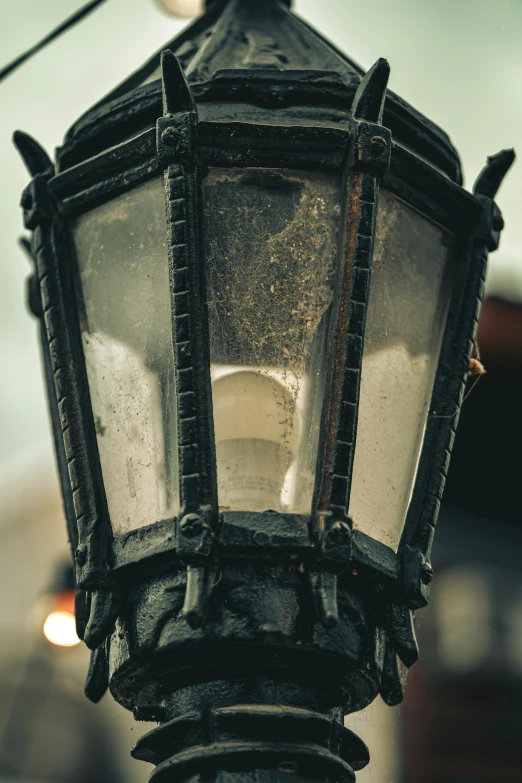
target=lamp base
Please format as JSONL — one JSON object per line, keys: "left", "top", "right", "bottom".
{"left": 131, "top": 677, "right": 369, "bottom": 783}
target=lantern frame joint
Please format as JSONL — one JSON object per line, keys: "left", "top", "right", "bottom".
{"left": 351, "top": 121, "right": 391, "bottom": 175}
{"left": 401, "top": 544, "right": 431, "bottom": 609}
{"left": 157, "top": 50, "right": 198, "bottom": 164}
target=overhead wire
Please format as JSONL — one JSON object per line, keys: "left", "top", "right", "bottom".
{"left": 0, "top": 0, "right": 109, "bottom": 84}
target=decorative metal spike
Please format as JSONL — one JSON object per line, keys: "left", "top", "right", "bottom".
{"left": 182, "top": 565, "right": 213, "bottom": 630}
{"left": 74, "top": 589, "right": 91, "bottom": 641}
{"left": 84, "top": 588, "right": 120, "bottom": 650}
{"left": 473, "top": 148, "right": 515, "bottom": 198}
{"left": 85, "top": 642, "right": 109, "bottom": 704}
{"left": 379, "top": 640, "right": 404, "bottom": 706}
{"left": 351, "top": 57, "right": 390, "bottom": 124}
{"left": 18, "top": 236, "right": 33, "bottom": 261}
{"left": 317, "top": 570, "right": 339, "bottom": 630}
{"left": 161, "top": 49, "right": 197, "bottom": 117}
{"left": 17, "top": 236, "right": 42, "bottom": 317}
{"left": 384, "top": 603, "right": 419, "bottom": 668}
{"left": 12, "top": 130, "right": 53, "bottom": 176}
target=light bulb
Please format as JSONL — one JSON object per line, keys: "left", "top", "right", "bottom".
{"left": 43, "top": 611, "right": 80, "bottom": 647}
{"left": 212, "top": 370, "right": 300, "bottom": 512}
{"left": 155, "top": 0, "right": 204, "bottom": 17}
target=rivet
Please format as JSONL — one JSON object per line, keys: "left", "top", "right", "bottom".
{"left": 328, "top": 520, "right": 350, "bottom": 544}
{"left": 180, "top": 513, "right": 203, "bottom": 537}
{"left": 370, "top": 135, "right": 387, "bottom": 153}
{"left": 161, "top": 127, "right": 179, "bottom": 147}
{"left": 75, "top": 545, "right": 87, "bottom": 566}
{"left": 253, "top": 530, "right": 270, "bottom": 546}
{"left": 421, "top": 562, "right": 434, "bottom": 584}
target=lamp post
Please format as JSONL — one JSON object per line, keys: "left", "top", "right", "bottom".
{"left": 14, "top": 0, "right": 513, "bottom": 780}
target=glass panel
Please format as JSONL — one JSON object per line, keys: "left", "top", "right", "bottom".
{"left": 203, "top": 168, "right": 342, "bottom": 514}
{"left": 349, "top": 191, "right": 454, "bottom": 551}
{"left": 72, "top": 178, "right": 179, "bottom": 534}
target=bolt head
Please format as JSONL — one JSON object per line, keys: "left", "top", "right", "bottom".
{"left": 161, "top": 126, "right": 180, "bottom": 148}
{"left": 370, "top": 135, "right": 387, "bottom": 153}
{"left": 421, "top": 562, "right": 434, "bottom": 584}
{"left": 75, "top": 545, "right": 87, "bottom": 566}
{"left": 329, "top": 520, "right": 351, "bottom": 544}
{"left": 253, "top": 530, "right": 270, "bottom": 546}
{"left": 180, "top": 513, "right": 203, "bottom": 537}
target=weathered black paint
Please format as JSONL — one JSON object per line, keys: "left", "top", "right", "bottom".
{"left": 14, "top": 0, "right": 514, "bottom": 779}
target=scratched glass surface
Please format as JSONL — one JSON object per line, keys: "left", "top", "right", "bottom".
{"left": 203, "top": 168, "right": 342, "bottom": 514}
{"left": 349, "top": 190, "right": 454, "bottom": 551}
{"left": 72, "top": 177, "right": 179, "bottom": 533}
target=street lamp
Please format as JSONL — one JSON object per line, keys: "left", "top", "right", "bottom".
{"left": 15, "top": 0, "right": 513, "bottom": 780}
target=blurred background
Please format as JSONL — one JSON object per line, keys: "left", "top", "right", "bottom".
{"left": 0, "top": 1, "right": 520, "bottom": 781}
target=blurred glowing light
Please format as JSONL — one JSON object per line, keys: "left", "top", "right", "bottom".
{"left": 156, "top": 0, "right": 204, "bottom": 17}
{"left": 43, "top": 611, "right": 80, "bottom": 647}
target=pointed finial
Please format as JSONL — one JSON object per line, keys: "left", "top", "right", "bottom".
{"left": 84, "top": 645, "right": 109, "bottom": 704}
{"left": 351, "top": 57, "right": 390, "bottom": 123}
{"left": 379, "top": 639, "right": 404, "bottom": 706}
{"left": 83, "top": 588, "right": 120, "bottom": 651}
{"left": 161, "top": 49, "right": 197, "bottom": 116}
{"left": 473, "top": 148, "right": 515, "bottom": 198}
{"left": 18, "top": 236, "right": 33, "bottom": 261}
{"left": 385, "top": 603, "right": 419, "bottom": 668}
{"left": 12, "top": 130, "right": 53, "bottom": 177}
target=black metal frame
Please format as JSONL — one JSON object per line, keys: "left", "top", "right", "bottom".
{"left": 14, "top": 0, "right": 514, "bottom": 777}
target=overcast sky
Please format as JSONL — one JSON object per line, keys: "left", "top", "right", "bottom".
{"left": 0, "top": 0, "right": 520, "bottom": 472}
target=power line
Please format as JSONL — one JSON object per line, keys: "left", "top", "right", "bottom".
{"left": 0, "top": 0, "right": 109, "bottom": 84}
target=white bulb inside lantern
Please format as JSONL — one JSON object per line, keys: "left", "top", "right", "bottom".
{"left": 212, "top": 369, "right": 300, "bottom": 512}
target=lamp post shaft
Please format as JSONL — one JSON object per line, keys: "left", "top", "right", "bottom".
{"left": 103, "top": 529, "right": 375, "bottom": 783}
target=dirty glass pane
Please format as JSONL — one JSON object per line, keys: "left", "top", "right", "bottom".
{"left": 203, "top": 168, "right": 342, "bottom": 514}
{"left": 72, "top": 177, "right": 179, "bottom": 534}
{"left": 349, "top": 191, "right": 454, "bottom": 551}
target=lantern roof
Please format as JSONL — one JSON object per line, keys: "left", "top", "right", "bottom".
{"left": 57, "top": 0, "right": 461, "bottom": 182}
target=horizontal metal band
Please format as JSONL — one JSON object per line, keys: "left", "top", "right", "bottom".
{"left": 110, "top": 512, "right": 401, "bottom": 589}
{"left": 59, "top": 74, "right": 461, "bottom": 182}
{"left": 149, "top": 741, "right": 357, "bottom": 783}
{"left": 383, "top": 143, "right": 481, "bottom": 233}
{"left": 133, "top": 704, "right": 368, "bottom": 771}
{"left": 220, "top": 511, "right": 311, "bottom": 554}
{"left": 351, "top": 530, "right": 398, "bottom": 582}
{"left": 49, "top": 128, "right": 480, "bottom": 236}
{"left": 111, "top": 518, "right": 178, "bottom": 572}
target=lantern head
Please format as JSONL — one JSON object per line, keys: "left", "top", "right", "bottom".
{"left": 15, "top": 0, "right": 514, "bottom": 779}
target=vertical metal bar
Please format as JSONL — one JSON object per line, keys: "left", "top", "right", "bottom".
{"left": 14, "top": 132, "right": 118, "bottom": 651}
{"left": 159, "top": 51, "right": 218, "bottom": 629}
{"left": 401, "top": 148, "right": 515, "bottom": 609}
{"left": 312, "top": 60, "right": 391, "bottom": 541}
{"left": 165, "top": 161, "right": 217, "bottom": 517}
{"left": 159, "top": 50, "right": 218, "bottom": 523}
{"left": 14, "top": 131, "right": 111, "bottom": 592}
{"left": 22, "top": 238, "right": 79, "bottom": 557}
